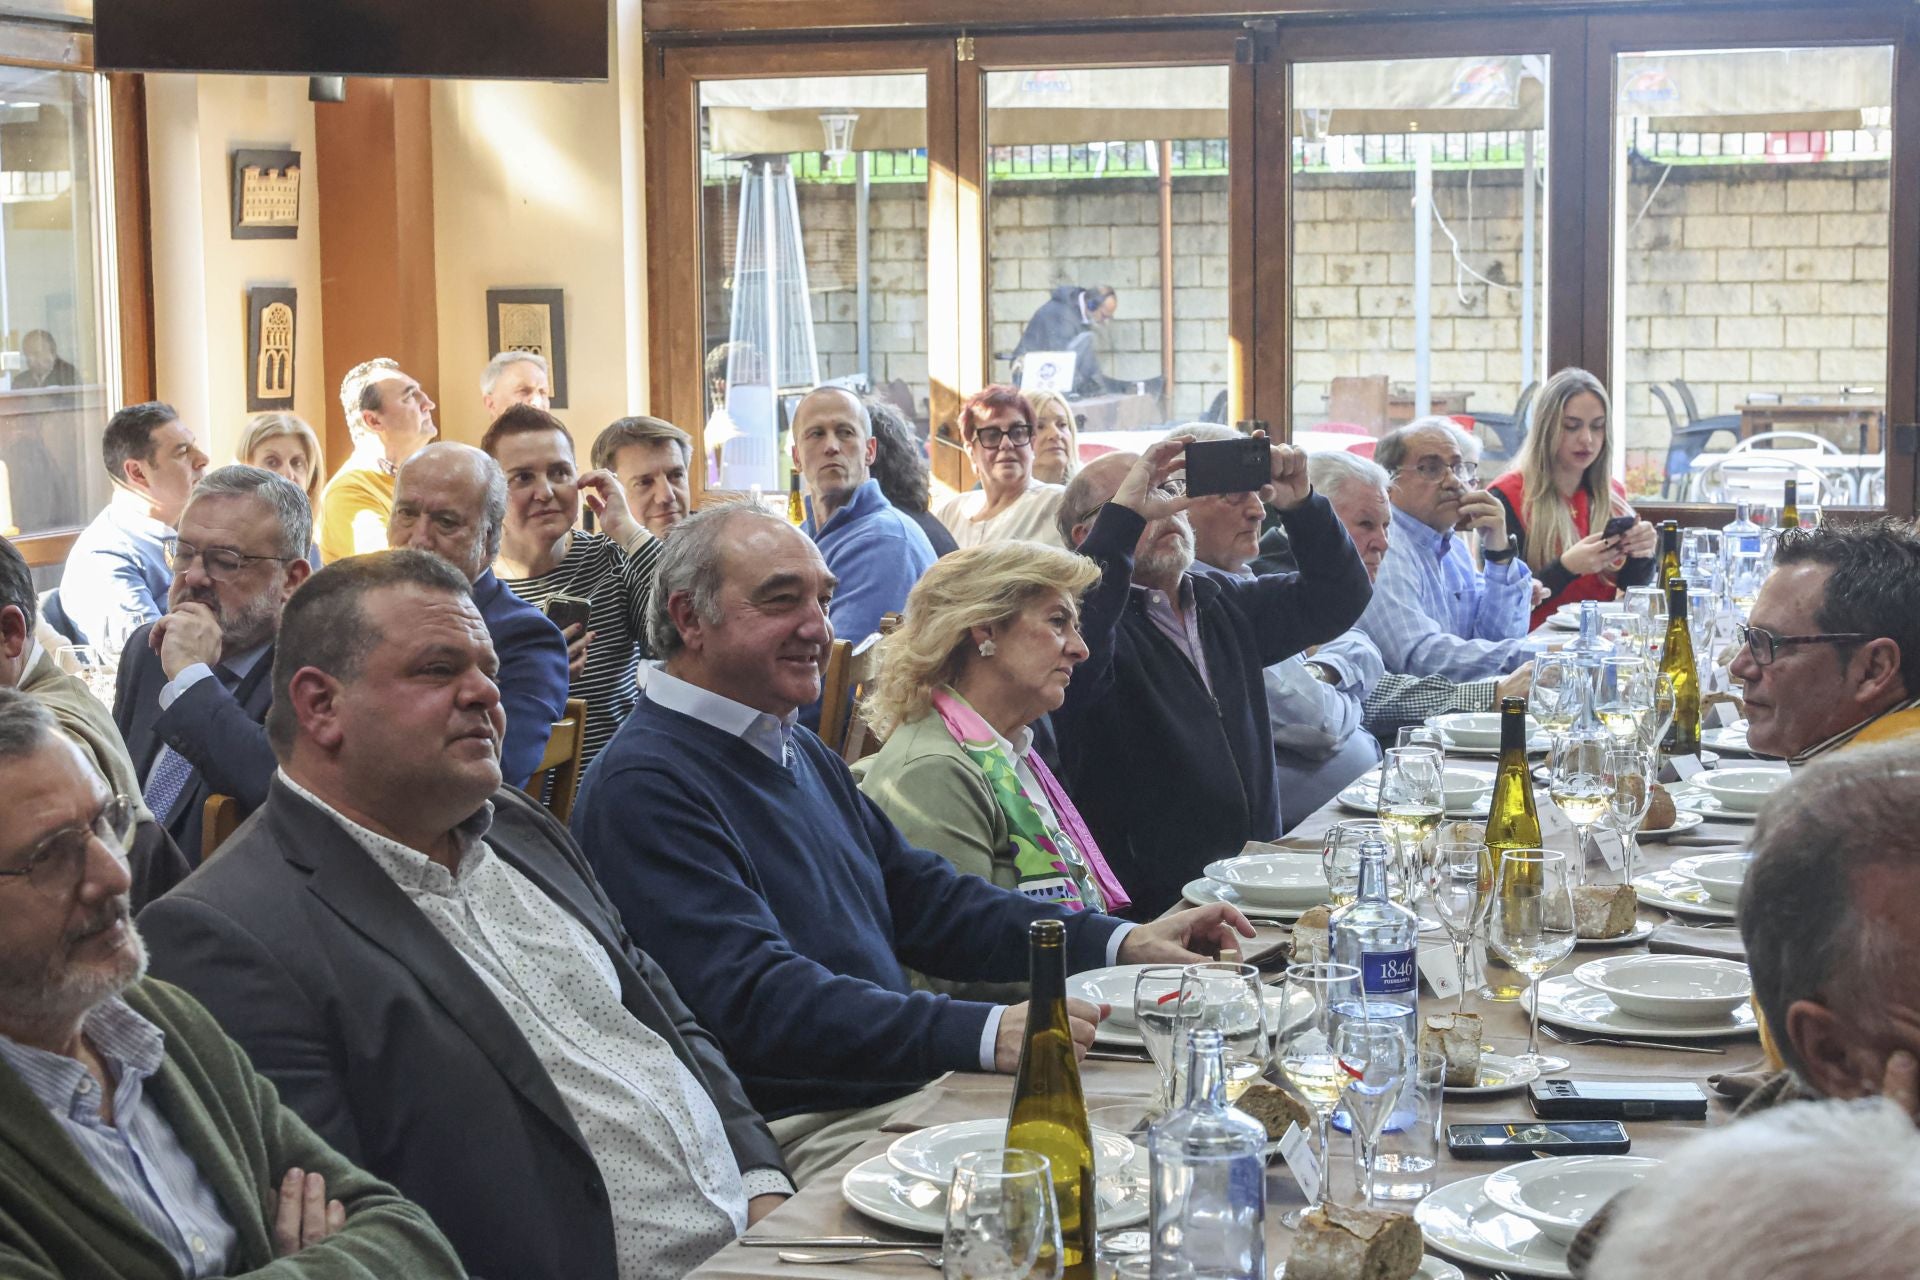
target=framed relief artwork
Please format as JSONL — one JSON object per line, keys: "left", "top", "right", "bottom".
{"left": 246, "top": 287, "right": 296, "bottom": 411}
{"left": 485, "top": 288, "right": 568, "bottom": 409}
{"left": 230, "top": 149, "right": 301, "bottom": 240}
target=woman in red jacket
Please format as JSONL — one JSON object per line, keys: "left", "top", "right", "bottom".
{"left": 1489, "top": 368, "right": 1658, "bottom": 628}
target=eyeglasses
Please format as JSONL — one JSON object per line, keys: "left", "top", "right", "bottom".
{"left": 1736, "top": 622, "right": 1871, "bottom": 667}
{"left": 163, "top": 538, "right": 298, "bottom": 581}
{"left": 1398, "top": 457, "right": 1479, "bottom": 485}
{"left": 971, "top": 425, "right": 1034, "bottom": 449}
{"left": 0, "top": 796, "right": 135, "bottom": 900}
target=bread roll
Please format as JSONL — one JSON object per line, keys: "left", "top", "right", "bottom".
{"left": 1292, "top": 905, "right": 1333, "bottom": 965}
{"left": 1641, "top": 783, "right": 1676, "bottom": 831}
{"left": 1574, "top": 884, "right": 1640, "bottom": 939}
{"left": 1285, "top": 1203, "right": 1424, "bottom": 1280}
{"left": 1233, "top": 1082, "right": 1312, "bottom": 1142}
{"left": 1420, "top": 1012, "right": 1482, "bottom": 1087}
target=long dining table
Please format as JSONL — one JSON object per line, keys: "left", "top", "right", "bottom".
{"left": 693, "top": 744, "right": 1768, "bottom": 1279}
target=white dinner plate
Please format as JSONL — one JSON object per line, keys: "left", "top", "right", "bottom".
{"left": 841, "top": 1148, "right": 1150, "bottom": 1236}
{"left": 1181, "top": 877, "right": 1309, "bottom": 922}
{"left": 1701, "top": 725, "right": 1765, "bottom": 756}
{"left": 1572, "top": 954, "right": 1753, "bottom": 1023}
{"left": 1337, "top": 781, "right": 1491, "bottom": 820}
{"left": 1632, "top": 869, "right": 1737, "bottom": 921}
{"left": 1068, "top": 966, "right": 1313, "bottom": 1045}
{"left": 1636, "top": 810, "right": 1707, "bottom": 839}
{"left": 1672, "top": 851, "right": 1753, "bottom": 904}
{"left": 1572, "top": 919, "right": 1656, "bottom": 948}
{"left": 1668, "top": 786, "right": 1759, "bottom": 823}
{"left": 1414, "top": 1172, "right": 1574, "bottom": 1279}
{"left": 1528, "top": 974, "right": 1757, "bottom": 1040}
{"left": 886, "top": 1118, "right": 1135, "bottom": 1185}
{"left": 1203, "top": 852, "right": 1331, "bottom": 911}
{"left": 1276, "top": 1257, "right": 1464, "bottom": 1280}
{"left": 1443, "top": 1052, "right": 1542, "bottom": 1096}
{"left": 1483, "top": 1155, "right": 1660, "bottom": 1246}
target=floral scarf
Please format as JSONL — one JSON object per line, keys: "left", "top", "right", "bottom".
{"left": 931, "top": 689, "right": 1130, "bottom": 914}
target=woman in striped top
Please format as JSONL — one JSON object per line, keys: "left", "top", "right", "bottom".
{"left": 483, "top": 406, "right": 663, "bottom": 766}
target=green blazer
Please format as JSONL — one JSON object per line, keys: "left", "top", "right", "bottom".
{"left": 0, "top": 978, "right": 464, "bottom": 1279}
{"left": 855, "top": 713, "right": 1029, "bottom": 1003}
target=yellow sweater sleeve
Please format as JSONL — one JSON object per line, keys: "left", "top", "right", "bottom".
{"left": 318, "top": 465, "right": 396, "bottom": 563}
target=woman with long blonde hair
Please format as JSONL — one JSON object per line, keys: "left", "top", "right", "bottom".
{"left": 1023, "top": 389, "right": 1080, "bottom": 485}
{"left": 235, "top": 411, "right": 326, "bottom": 565}
{"left": 1488, "top": 368, "right": 1657, "bottom": 627}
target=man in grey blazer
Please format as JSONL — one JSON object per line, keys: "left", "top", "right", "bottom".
{"left": 140, "top": 550, "right": 790, "bottom": 1280}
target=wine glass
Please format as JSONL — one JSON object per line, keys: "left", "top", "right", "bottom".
{"left": 1396, "top": 725, "right": 1446, "bottom": 758}
{"left": 1427, "top": 826, "right": 1490, "bottom": 1015}
{"left": 1321, "top": 820, "right": 1389, "bottom": 911}
{"left": 1687, "top": 585, "right": 1720, "bottom": 689}
{"left": 1529, "top": 652, "right": 1582, "bottom": 743}
{"left": 1377, "top": 747, "right": 1444, "bottom": 895}
{"left": 1272, "top": 962, "right": 1362, "bottom": 1227}
{"left": 1175, "top": 962, "right": 1269, "bottom": 1103}
{"left": 1726, "top": 550, "right": 1767, "bottom": 622}
{"left": 1132, "top": 965, "right": 1190, "bottom": 1114}
{"left": 1547, "top": 725, "right": 1610, "bottom": 884}
{"left": 1593, "top": 656, "right": 1649, "bottom": 746}
{"left": 1332, "top": 1021, "right": 1412, "bottom": 1210}
{"left": 1643, "top": 670, "right": 1677, "bottom": 766}
{"left": 1487, "top": 849, "right": 1576, "bottom": 1074}
{"left": 1602, "top": 742, "right": 1655, "bottom": 885}
{"left": 1622, "top": 587, "right": 1665, "bottom": 659}
{"left": 944, "top": 1148, "right": 1063, "bottom": 1280}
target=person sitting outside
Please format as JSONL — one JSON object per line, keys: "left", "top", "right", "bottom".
{"left": 1025, "top": 389, "right": 1081, "bottom": 486}
{"left": 15, "top": 328, "right": 77, "bottom": 388}
{"left": 1170, "top": 424, "right": 1382, "bottom": 820}
{"left": 389, "top": 442, "right": 569, "bottom": 789}
{"left": 592, "top": 415, "right": 693, "bottom": 541}
{"left": 569, "top": 503, "right": 1252, "bottom": 1183}
{"left": 485, "top": 405, "right": 662, "bottom": 767}
{"left": 1309, "top": 451, "right": 1533, "bottom": 742}
{"left": 1487, "top": 368, "right": 1656, "bottom": 628}
{"left": 1731, "top": 519, "right": 1920, "bottom": 762}
{"left": 1356, "top": 416, "right": 1533, "bottom": 681}
{"left": 794, "top": 386, "right": 936, "bottom": 647}
{"left": 318, "top": 358, "right": 438, "bottom": 563}
{"left": 60, "top": 402, "right": 209, "bottom": 650}
{"left": 235, "top": 412, "right": 325, "bottom": 567}
{"left": 855, "top": 541, "right": 1132, "bottom": 1001}
{"left": 139, "top": 551, "right": 791, "bottom": 1280}
{"left": 0, "top": 689, "right": 463, "bottom": 1278}
{"left": 1009, "top": 284, "right": 1117, "bottom": 397}
{"left": 1053, "top": 440, "right": 1372, "bottom": 917}
{"left": 113, "top": 467, "right": 311, "bottom": 861}
{"left": 480, "top": 350, "right": 551, "bottom": 421}
{"left": 935, "top": 385, "right": 1067, "bottom": 548}
{"left": 866, "top": 396, "right": 958, "bottom": 558}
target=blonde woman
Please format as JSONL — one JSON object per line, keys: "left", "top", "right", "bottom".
{"left": 1488, "top": 368, "right": 1657, "bottom": 627}
{"left": 857, "top": 542, "right": 1130, "bottom": 957}
{"left": 235, "top": 411, "right": 326, "bottom": 565}
{"left": 1024, "top": 388, "right": 1080, "bottom": 485}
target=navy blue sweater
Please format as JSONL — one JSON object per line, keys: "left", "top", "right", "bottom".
{"left": 571, "top": 697, "right": 1124, "bottom": 1119}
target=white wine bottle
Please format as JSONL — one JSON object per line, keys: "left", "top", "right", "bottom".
{"left": 1660, "top": 576, "right": 1701, "bottom": 756}
{"left": 1658, "top": 520, "right": 1682, "bottom": 589}
{"left": 1007, "top": 919, "right": 1096, "bottom": 1279}
{"left": 1479, "top": 696, "right": 1540, "bottom": 1002}
{"left": 1780, "top": 479, "right": 1800, "bottom": 530}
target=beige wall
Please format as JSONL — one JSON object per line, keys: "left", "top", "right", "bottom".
{"left": 145, "top": 74, "right": 326, "bottom": 469}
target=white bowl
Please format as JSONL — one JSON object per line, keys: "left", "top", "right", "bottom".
{"left": 1692, "top": 768, "right": 1787, "bottom": 815}
{"left": 1203, "top": 853, "right": 1330, "bottom": 910}
{"left": 1439, "top": 768, "right": 1493, "bottom": 810}
{"left": 1427, "top": 712, "right": 1540, "bottom": 751}
{"left": 1685, "top": 852, "right": 1753, "bottom": 904}
{"left": 1573, "top": 954, "right": 1753, "bottom": 1023}
{"left": 1483, "top": 1155, "right": 1659, "bottom": 1245}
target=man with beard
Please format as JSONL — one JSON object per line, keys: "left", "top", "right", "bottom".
{"left": 1052, "top": 441, "right": 1372, "bottom": 917}
{"left": 114, "top": 466, "right": 311, "bottom": 861}
{"left": 0, "top": 689, "right": 463, "bottom": 1278}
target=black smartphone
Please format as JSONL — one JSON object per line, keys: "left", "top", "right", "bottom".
{"left": 1183, "top": 437, "right": 1271, "bottom": 497}
{"left": 1447, "top": 1120, "right": 1631, "bottom": 1159}
{"left": 1529, "top": 1079, "right": 1708, "bottom": 1122}
{"left": 544, "top": 593, "right": 593, "bottom": 636}
{"left": 1601, "top": 514, "right": 1636, "bottom": 542}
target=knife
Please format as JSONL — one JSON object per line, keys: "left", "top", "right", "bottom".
{"left": 742, "top": 1237, "right": 933, "bottom": 1249}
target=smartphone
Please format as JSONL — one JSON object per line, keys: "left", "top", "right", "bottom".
{"left": 1529, "top": 1079, "right": 1708, "bottom": 1122}
{"left": 1601, "top": 514, "right": 1635, "bottom": 542}
{"left": 1447, "top": 1120, "right": 1631, "bottom": 1159}
{"left": 1183, "top": 437, "right": 1270, "bottom": 497}
{"left": 544, "top": 593, "right": 593, "bottom": 636}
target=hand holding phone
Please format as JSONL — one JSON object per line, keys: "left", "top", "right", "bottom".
{"left": 1601, "top": 514, "right": 1636, "bottom": 543}
{"left": 544, "top": 594, "right": 593, "bottom": 638}
{"left": 1183, "top": 437, "right": 1271, "bottom": 498}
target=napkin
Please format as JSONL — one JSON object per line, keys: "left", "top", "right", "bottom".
{"left": 1648, "top": 921, "right": 1747, "bottom": 962}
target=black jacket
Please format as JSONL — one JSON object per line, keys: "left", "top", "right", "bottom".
{"left": 1054, "top": 496, "right": 1372, "bottom": 918}
{"left": 139, "top": 778, "right": 787, "bottom": 1280}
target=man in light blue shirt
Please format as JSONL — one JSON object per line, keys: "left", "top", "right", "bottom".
{"left": 1356, "top": 417, "right": 1533, "bottom": 681}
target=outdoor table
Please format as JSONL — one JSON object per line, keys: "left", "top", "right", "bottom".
{"left": 1686, "top": 448, "right": 1883, "bottom": 504}
{"left": 1735, "top": 399, "right": 1883, "bottom": 454}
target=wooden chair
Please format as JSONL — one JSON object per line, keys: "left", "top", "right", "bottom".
{"left": 837, "top": 612, "right": 901, "bottom": 764}
{"left": 817, "top": 638, "right": 858, "bottom": 757}
{"left": 528, "top": 698, "right": 589, "bottom": 823}
{"left": 200, "top": 793, "right": 242, "bottom": 863}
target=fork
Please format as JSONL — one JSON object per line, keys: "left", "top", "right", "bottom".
{"left": 778, "top": 1249, "right": 942, "bottom": 1268}
{"left": 1540, "top": 1023, "right": 1727, "bottom": 1055}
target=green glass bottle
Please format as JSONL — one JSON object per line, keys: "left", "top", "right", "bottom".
{"left": 787, "top": 469, "right": 806, "bottom": 526}
{"left": 1658, "top": 520, "right": 1682, "bottom": 589}
{"left": 1006, "top": 919, "right": 1096, "bottom": 1278}
{"left": 1660, "top": 576, "right": 1701, "bottom": 756}
{"left": 1780, "top": 480, "right": 1800, "bottom": 530}
{"left": 1479, "top": 696, "right": 1541, "bottom": 1002}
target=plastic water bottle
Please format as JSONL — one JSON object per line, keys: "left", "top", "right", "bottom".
{"left": 1328, "top": 836, "right": 1419, "bottom": 1048}
{"left": 1148, "top": 1029, "right": 1268, "bottom": 1280}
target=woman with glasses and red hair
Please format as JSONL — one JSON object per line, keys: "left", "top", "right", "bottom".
{"left": 935, "top": 385, "right": 1069, "bottom": 548}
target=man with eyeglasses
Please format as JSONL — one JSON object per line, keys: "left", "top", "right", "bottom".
{"left": 0, "top": 688, "right": 464, "bottom": 1277}
{"left": 1356, "top": 417, "right": 1534, "bottom": 680}
{"left": 113, "top": 466, "right": 311, "bottom": 861}
{"left": 1730, "top": 520, "right": 1920, "bottom": 762}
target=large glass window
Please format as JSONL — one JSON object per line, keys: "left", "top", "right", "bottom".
{"left": 0, "top": 64, "right": 107, "bottom": 540}
{"left": 1289, "top": 55, "right": 1549, "bottom": 461}
{"left": 1611, "top": 45, "right": 1894, "bottom": 508}
{"left": 697, "top": 73, "right": 929, "bottom": 492}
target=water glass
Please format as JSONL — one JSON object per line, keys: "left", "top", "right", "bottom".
{"left": 1622, "top": 586, "right": 1665, "bottom": 649}
{"left": 55, "top": 643, "right": 118, "bottom": 708}
{"left": 1332, "top": 1021, "right": 1411, "bottom": 1210}
{"left": 1427, "top": 827, "right": 1489, "bottom": 1014}
{"left": 1547, "top": 726, "right": 1610, "bottom": 883}
{"left": 1488, "top": 849, "right": 1576, "bottom": 1075}
{"left": 1321, "top": 820, "right": 1389, "bottom": 910}
{"left": 1377, "top": 747, "right": 1444, "bottom": 893}
{"left": 1602, "top": 742, "right": 1655, "bottom": 885}
{"left": 1529, "top": 652, "right": 1582, "bottom": 740}
{"left": 1174, "top": 963, "right": 1269, "bottom": 1102}
{"left": 1132, "top": 966, "right": 1191, "bottom": 1113}
{"left": 1395, "top": 725, "right": 1446, "bottom": 758}
{"left": 1272, "top": 963, "right": 1363, "bottom": 1226}
{"left": 1367, "top": 1050, "right": 1446, "bottom": 1202}
{"left": 944, "top": 1149, "right": 1063, "bottom": 1280}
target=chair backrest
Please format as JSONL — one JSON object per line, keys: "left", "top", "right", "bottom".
{"left": 1696, "top": 455, "right": 1843, "bottom": 507}
{"left": 38, "top": 588, "right": 84, "bottom": 645}
{"left": 837, "top": 616, "right": 900, "bottom": 763}
{"left": 1648, "top": 383, "right": 1681, "bottom": 434}
{"left": 1327, "top": 375, "right": 1390, "bottom": 434}
{"left": 529, "top": 698, "right": 589, "bottom": 823}
{"left": 1672, "top": 378, "right": 1707, "bottom": 424}
{"left": 817, "top": 638, "right": 858, "bottom": 756}
{"left": 1730, "top": 430, "right": 1841, "bottom": 455}
{"left": 201, "top": 793, "right": 242, "bottom": 862}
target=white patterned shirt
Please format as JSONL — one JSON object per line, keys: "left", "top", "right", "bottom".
{"left": 279, "top": 772, "right": 789, "bottom": 1279}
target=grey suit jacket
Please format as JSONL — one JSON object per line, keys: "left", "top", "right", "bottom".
{"left": 139, "top": 777, "right": 786, "bottom": 1280}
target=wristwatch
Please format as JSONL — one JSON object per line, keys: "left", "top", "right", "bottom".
{"left": 1484, "top": 544, "right": 1517, "bottom": 565}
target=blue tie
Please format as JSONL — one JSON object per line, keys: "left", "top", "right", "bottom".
{"left": 143, "top": 665, "right": 239, "bottom": 822}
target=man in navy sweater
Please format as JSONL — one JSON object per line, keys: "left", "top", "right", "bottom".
{"left": 572, "top": 502, "right": 1251, "bottom": 1183}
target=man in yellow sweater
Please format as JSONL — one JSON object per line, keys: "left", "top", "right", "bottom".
{"left": 316, "top": 358, "right": 437, "bottom": 563}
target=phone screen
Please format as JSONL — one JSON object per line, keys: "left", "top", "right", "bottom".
{"left": 1449, "top": 1121, "right": 1628, "bottom": 1148}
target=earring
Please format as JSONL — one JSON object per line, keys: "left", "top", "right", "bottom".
{"left": 978, "top": 638, "right": 997, "bottom": 658}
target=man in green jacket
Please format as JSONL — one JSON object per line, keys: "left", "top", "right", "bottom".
{"left": 0, "top": 687, "right": 463, "bottom": 1279}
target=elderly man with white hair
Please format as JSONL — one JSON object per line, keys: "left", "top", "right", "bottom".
{"left": 480, "top": 350, "right": 552, "bottom": 421}
{"left": 1356, "top": 416, "right": 1534, "bottom": 680}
